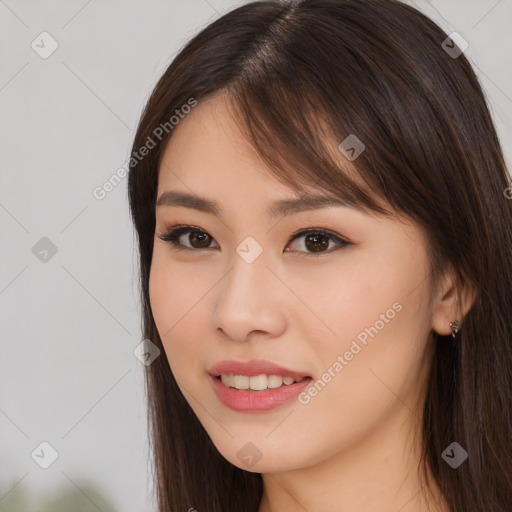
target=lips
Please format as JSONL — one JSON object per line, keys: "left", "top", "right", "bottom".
{"left": 210, "top": 374, "right": 312, "bottom": 412}
{"left": 209, "top": 359, "right": 312, "bottom": 379}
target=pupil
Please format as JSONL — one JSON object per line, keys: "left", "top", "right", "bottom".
{"left": 306, "top": 234, "right": 328, "bottom": 252}
{"left": 191, "top": 232, "right": 210, "bottom": 248}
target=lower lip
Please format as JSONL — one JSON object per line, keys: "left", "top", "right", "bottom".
{"left": 210, "top": 375, "right": 312, "bottom": 412}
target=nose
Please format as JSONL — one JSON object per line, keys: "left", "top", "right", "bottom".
{"left": 212, "top": 247, "right": 287, "bottom": 343}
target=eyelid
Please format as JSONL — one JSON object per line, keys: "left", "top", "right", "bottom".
{"left": 285, "top": 227, "right": 351, "bottom": 254}
{"left": 157, "top": 224, "right": 351, "bottom": 254}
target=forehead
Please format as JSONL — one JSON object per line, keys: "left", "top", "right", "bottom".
{"left": 157, "top": 96, "right": 295, "bottom": 207}
{"left": 158, "top": 95, "right": 272, "bottom": 178}
{"left": 156, "top": 93, "right": 392, "bottom": 223}
{"left": 160, "top": 95, "right": 351, "bottom": 191}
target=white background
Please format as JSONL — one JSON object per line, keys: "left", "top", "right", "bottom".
{"left": 1, "top": 1, "right": 510, "bottom": 511}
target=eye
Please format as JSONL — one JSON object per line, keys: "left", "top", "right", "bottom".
{"left": 157, "top": 225, "right": 351, "bottom": 256}
{"left": 285, "top": 228, "right": 351, "bottom": 256}
{"left": 157, "top": 225, "right": 219, "bottom": 251}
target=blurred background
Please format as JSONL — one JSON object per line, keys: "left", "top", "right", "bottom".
{"left": 1, "top": 1, "right": 510, "bottom": 511}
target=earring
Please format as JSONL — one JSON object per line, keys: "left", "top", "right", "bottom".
{"left": 449, "top": 320, "right": 461, "bottom": 338}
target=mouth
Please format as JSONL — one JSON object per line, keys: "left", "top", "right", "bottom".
{"left": 215, "top": 374, "right": 313, "bottom": 392}
{"left": 210, "top": 373, "right": 313, "bottom": 412}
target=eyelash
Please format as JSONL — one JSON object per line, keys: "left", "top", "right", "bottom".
{"left": 157, "top": 225, "right": 351, "bottom": 257}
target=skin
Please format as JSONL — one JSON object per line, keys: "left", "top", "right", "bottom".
{"left": 149, "top": 94, "right": 474, "bottom": 511}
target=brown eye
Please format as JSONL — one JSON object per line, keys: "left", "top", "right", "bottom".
{"left": 158, "top": 225, "right": 350, "bottom": 256}
{"left": 187, "top": 231, "right": 212, "bottom": 248}
{"left": 304, "top": 233, "right": 330, "bottom": 252}
{"left": 286, "top": 229, "right": 350, "bottom": 256}
{"left": 157, "top": 226, "right": 219, "bottom": 250}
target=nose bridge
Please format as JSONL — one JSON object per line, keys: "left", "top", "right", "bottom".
{"left": 212, "top": 236, "right": 284, "bottom": 340}
{"left": 223, "top": 237, "right": 270, "bottom": 304}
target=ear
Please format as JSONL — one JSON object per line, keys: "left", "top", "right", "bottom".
{"left": 431, "top": 266, "right": 476, "bottom": 336}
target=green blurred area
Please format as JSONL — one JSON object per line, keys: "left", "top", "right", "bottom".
{"left": 0, "top": 479, "right": 118, "bottom": 512}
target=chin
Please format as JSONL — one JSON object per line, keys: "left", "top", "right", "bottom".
{"left": 209, "top": 435, "right": 308, "bottom": 474}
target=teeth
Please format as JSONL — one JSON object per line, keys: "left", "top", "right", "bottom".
{"left": 220, "top": 374, "right": 306, "bottom": 391}
{"left": 248, "top": 374, "right": 267, "bottom": 390}
{"left": 267, "top": 375, "right": 284, "bottom": 388}
{"left": 233, "top": 375, "right": 249, "bottom": 390}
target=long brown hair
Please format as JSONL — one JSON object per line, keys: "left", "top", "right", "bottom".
{"left": 127, "top": 1, "right": 512, "bottom": 510}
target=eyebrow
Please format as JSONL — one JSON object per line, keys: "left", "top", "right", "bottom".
{"left": 155, "top": 190, "right": 364, "bottom": 219}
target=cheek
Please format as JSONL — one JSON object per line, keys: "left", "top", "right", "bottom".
{"left": 317, "top": 241, "right": 430, "bottom": 349}
{"left": 148, "top": 255, "right": 208, "bottom": 380}
{"left": 299, "top": 248, "right": 432, "bottom": 425}
{"left": 283, "top": 250, "right": 409, "bottom": 354}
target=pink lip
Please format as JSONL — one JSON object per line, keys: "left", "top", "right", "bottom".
{"left": 209, "top": 359, "right": 311, "bottom": 379}
{"left": 210, "top": 374, "right": 312, "bottom": 412}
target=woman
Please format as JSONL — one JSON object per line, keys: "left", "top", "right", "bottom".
{"left": 127, "top": 0, "right": 512, "bottom": 510}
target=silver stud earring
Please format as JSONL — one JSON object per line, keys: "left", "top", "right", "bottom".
{"left": 449, "top": 320, "right": 461, "bottom": 338}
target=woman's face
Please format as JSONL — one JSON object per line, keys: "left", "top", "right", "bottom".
{"left": 149, "top": 94, "right": 441, "bottom": 473}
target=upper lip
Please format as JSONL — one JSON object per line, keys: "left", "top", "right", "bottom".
{"left": 209, "top": 359, "right": 312, "bottom": 379}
